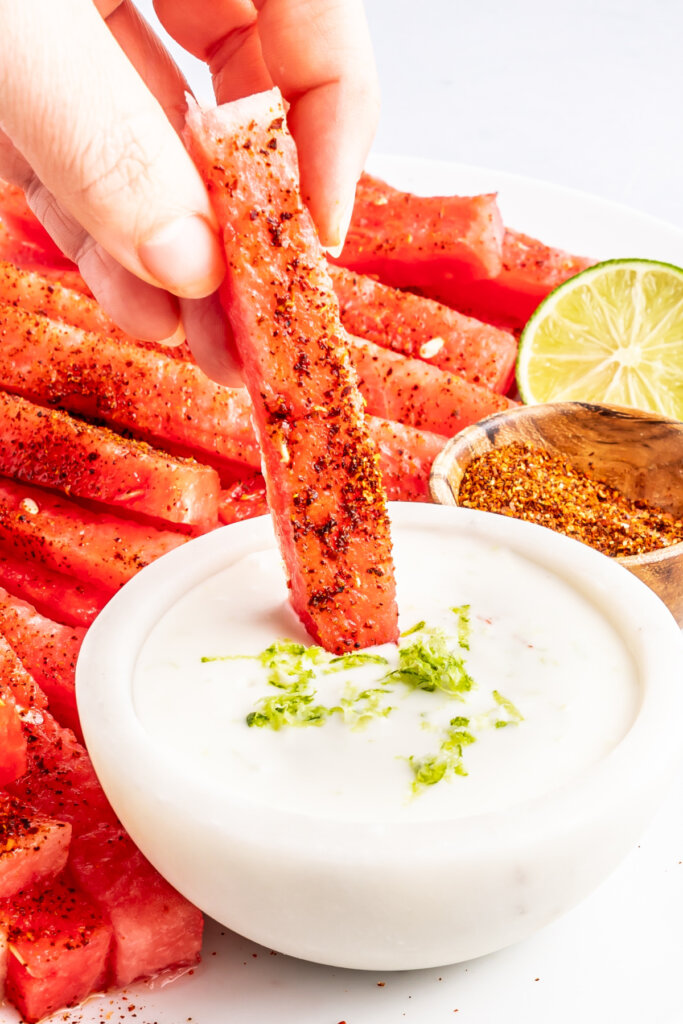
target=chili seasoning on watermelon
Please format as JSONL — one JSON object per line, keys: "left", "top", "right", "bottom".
{"left": 186, "top": 90, "right": 399, "bottom": 653}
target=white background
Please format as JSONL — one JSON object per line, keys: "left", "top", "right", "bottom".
{"left": 136, "top": 0, "right": 683, "bottom": 227}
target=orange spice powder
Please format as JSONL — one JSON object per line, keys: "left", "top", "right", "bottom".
{"left": 458, "top": 441, "right": 683, "bottom": 558}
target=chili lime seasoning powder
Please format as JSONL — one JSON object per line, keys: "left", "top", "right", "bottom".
{"left": 457, "top": 441, "right": 683, "bottom": 557}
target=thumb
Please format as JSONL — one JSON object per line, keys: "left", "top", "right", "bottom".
{"left": 0, "top": 0, "right": 223, "bottom": 299}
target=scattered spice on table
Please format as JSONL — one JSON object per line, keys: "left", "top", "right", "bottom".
{"left": 457, "top": 441, "right": 683, "bottom": 557}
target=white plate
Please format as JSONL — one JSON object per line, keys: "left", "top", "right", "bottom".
{"left": 5, "top": 159, "right": 683, "bottom": 1024}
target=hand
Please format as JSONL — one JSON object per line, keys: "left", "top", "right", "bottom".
{"left": 0, "top": 0, "right": 379, "bottom": 380}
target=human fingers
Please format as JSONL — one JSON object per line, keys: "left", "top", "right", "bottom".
{"left": 0, "top": 128, "right": 182, "bottom": 343}
{"left": 154, "top": 0, "right": 274, "bottom": 101}
{"left": 102, "top": 0, "right": 190, "bottom": 135}
{"left": 153, "top": 0, "right": 379, "bottom": 250}
{"left": 181, "top": 293, "right": 243, "bottom": 387}
{"left": 0, "top": 0, "right": 224, "bottom": 301}
{"left": 254, "top": 0, "right": 379, "bottom": 252}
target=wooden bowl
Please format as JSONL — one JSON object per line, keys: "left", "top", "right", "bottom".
{"left": 430, "top": 402, "right": 683, "bottom": 626}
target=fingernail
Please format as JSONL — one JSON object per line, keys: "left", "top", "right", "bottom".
{"left": 138, "top": 215, "right": 224, "bottom": 298}
{"left": 323, "top": 193, "right": 356, "bottom": 259}
{"left": 157, "top": 318, "right": 186, "bottom": 348}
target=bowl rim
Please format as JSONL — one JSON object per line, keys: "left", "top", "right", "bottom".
{"left": 429, "top": 400, "right": 683, "bottom": 564}
{"left": 76, "top": 502, "right": 683, "bottom": 865}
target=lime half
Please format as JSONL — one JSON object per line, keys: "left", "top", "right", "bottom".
{"left": 516, "top": 258, "right": 683, "bottom": 419}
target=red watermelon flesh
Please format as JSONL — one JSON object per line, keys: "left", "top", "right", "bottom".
{"left": 219, "top": 474, "right": 270, "bottom": 526}
{"left": 0, "top": 648, "right": 204, "bottom": 990}
{"left": 1, "top": 875, "right": 112, "bottom": 1023}
{"left": 0, "top": 477, "right": 187, "bottom": 593}
{"left": 0, "top": 797, "right": 71, "bottom": 899}
{"left": 219, "top": 412, "right": 448, "bottom": 524}
{"left": 0, "top": 179, "right": 63, "bottom": 257}
{"left": 69, "top": 825, "right": 203, "bottom": 988}
{"left": 415, "top": 227, "right": 596, "bottom": 328}
{"left": 347, "top": 334, "right": 516, "bottom": 436}
{"left": 0, "top": 257, "right": 132, "bottom": 342}
{"left": 0, "top": 632, "right": 115, "bottom": 835}
{"left": 5, "top": 698, "right": 118, "bottom": 839}
{"left": 185, "top": 90, "right": 398, "bottom": 653}
{"left": 0, "top": 548, "right": 111, "bottom": 628}
{"left": 0, "top": 303, "right": 261, "bottom": 471}
{"left": 0, "top": 586, "right": 85, "bottom": 737}
{"left": 0, "top": 390, "right": 221, "bottom": 531}
{"left": 330, "top": 172, "right": 504, "bottom": 288}
{"left": 0, "top": 218, "right": 84, "bottom": 287}
{"left": 330, "top": 264, "right": 517, "bottom": 393}
{"left": 0, "top": 633, "right": 46, "bottom": 711}
{"left": 0, "top": 922, "right": 6, "bottom": 994}
{"left": 367, "top": 416, "right": 446, "bottom": 502}
{"left": 0, "top": 698, "right": 26, "bottom": 786}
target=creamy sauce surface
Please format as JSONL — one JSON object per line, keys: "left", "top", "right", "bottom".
{"left": 133, "top": 527, "right": 639, "bottom": 822}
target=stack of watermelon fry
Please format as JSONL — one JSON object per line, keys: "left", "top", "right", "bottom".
{"left": 0, "top": 87, "right": 592, "bottom": 1019}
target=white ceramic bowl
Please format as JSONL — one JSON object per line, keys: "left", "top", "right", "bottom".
{"left": 76, "top": 503, "right": 683, "bottom": 971}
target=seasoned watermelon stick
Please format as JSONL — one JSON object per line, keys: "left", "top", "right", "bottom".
{"left": 330, "top": 265, "right": 517, "bottom": 393}
{"left": 367, "top": 417, "right": 446, "bottom": 501}
{"left": 417, "top": 227, "right": 596, "bottom": 328}
{"left": 0, "top": 258, "right": 195, "bottom": 360}
{"left": 219, "top": 474, "right": 271, "bottom": 526}
{"left": 0, "top": 258, "right": 129, "bottom": 340}
{"left": 330, "top": 171, "right": 504, "bottom": 289}
{"left": 0, "top": 390, "right": 220, "bottom": 530}
{"left": 0, "top": 313, "right": 447, "bottom": 495}
{"left": 348, "top": 334, "right": 515, "bottom": 435}
{"left": 0, "top": 302, "right": 261, "bottom": 470}
{"left": 0, "top": 220, "right": 90, "bottom": 293}
{"left": 219, "top": 415, "right": 447, "bottom": 525}
{"left": 0, "top": 478, "right": 186, "bottom": 592}
{"left": 220, "top": 417, "right": 447, "bottom": 523}
{"left": 0, "top": 302, "right": 448, "bottom": 480}
{"left": 332, "top": 173, "right": 593, "bottom": 328}
{"left": 186, "top": 90, "right": 399, "bottom": 652}
{"left": 0, "top": 548, "right": 111, "bottom": 628}
{"left": 0, "top": 586, "right": 85, "bottom": 736}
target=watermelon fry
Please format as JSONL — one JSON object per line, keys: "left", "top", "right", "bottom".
{"left": 185, "top": 89, "right": 399, "bottom": 653}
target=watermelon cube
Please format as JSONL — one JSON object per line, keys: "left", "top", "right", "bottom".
{"left": 0, "top": 797, "right": 71, "bottom": 898}
{"left": 70, "top": 825, "right": 203, "bottom": 987}
{"left": 6, "top": 701, "right": 119, "bottom": 839}
{"left": 1, "top": 875, "right": 112, "bottom": 1023}
{"left": 0, "top": 646, "right": 203, "bottom": 991}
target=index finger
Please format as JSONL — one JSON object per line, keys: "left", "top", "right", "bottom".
{"left": 154, "top": 0, "right": 380, "bottom": 249}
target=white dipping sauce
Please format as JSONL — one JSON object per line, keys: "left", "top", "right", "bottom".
{"left": 133, "top": 526, "right": 638, "bottom": 824}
